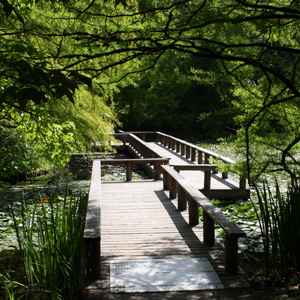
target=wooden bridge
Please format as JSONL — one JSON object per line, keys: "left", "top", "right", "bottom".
{"left": 83, "top": 132, "right": 251, "bottom": 298}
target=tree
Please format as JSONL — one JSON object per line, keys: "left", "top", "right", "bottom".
{"left": 1, "top": 0, "right": 300, "bottom": 183}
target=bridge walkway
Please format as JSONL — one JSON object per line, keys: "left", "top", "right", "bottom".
{"left": 83, "top": 132, "right": 251, "bottom": 298}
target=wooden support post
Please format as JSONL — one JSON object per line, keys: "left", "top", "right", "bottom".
{"left": 178, "top": 186, "right": 187, "bottom": 211}
{"left": 225, "top": 234, "right": 239, "bottom": 275}
{"left": 191, "top": 148, "right": 196, "bottom": 162}
{"left": 167, "top": 137, "right": 170, "bottom": 148}
{"left": 181, "top": 144, "right": 185, "bottom": 156}
{"left": 239, "top": 177, "right": 246, "bottom": 189}
{"left": 186, "top": 146, "right": 191, "bottom": 159}
{"left": 169, "top": 177, "right": 177, "bottom": 199}
{"left": 172, "top": 139, "right": 176, "bottom": 151}
{"left": 204, "top": 153, "right": 210, "bottom": 164}
{"left": 188, "top": 196, "right": 199, "bottom": 225}
{"left": 213, "top": 162, "right": 218, "bottom": 174}
{"left": 222, "top": 172, "right": 228, "bottom": 179}
{"left": 203, "top": 211, "right": 215, "bottom": 246}
{"left": 154, "top": 161, "right": 161, "bottom": 180}
{"left": 204, "top": 170, "right": 211, "bottom": 189}
{"left": 85, "top": 238, "right": 101, "bottom": 279}
{"left": 126, "top": 162, "right": 133, "bottom": 181}
{"left": 176, "top": 141, "right": 180, "bottom": 153}
{"left": 198, "top": 150, "right": 203, "bottom": 164}
{"left": 142, "top": 133, "right": 146, "bottom": 141}
{"left": 163, "top": 170, "right": 169, "bottom": 190}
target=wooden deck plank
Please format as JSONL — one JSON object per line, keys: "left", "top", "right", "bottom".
{"left": 100, "top": 179, "right": 249, "bottom": 291}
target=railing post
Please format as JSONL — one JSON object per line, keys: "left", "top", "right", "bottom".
{"left": 239, "top": 177, "right": 246, "bottom": 189}
{"left": 172, "top": 139, "right": 176, "bottom": 151}
{"left": 204, "top": 153, "right": 210, "bottom": 164}
{"left": 222, "top": 172, "right": 228, "bottom": 179}
{"left": 154, "top": 161, "right": 161, "bottom": 180}
{"left": 126, "top": 162, "right": 132, "bottom": 181}
{"left": 168, "top": 137, "right": 172, "bottom": 149}
{"left": 181, "top": 143, "right": 185, "bottom": 156}
{"left": 204, "top": 170, "right": 211, "bottom": 189}
{"left": 163, "top": 169, "right": 169, "bottom": 190}
{"left": 85, "top": 238, "right": 101, "bottom": 279}
{"left": 186, "top": 146, "right": 191, "bottom": 159}
{"left": 203, "top": 211, "right": 215, "bottom": 246}
{"left": 169, "top": 176, "right": 177, "bottom": 199}
{"left": 176, "top": 141, "right": 180, "bottom": 153}
{"left": 188, "top": 196, "right": 199, "bottom": 225}
{"left": 178, "top": 186, "right": 187, "bottom": 211}
{"left": 198, "top": 150, "right": 203, "bottom": 164}
{"left": 191, "top": 148, "right": 196, "bottom": 162}
{"left": 225, "top": 234, "right": 239, "bottom": 275}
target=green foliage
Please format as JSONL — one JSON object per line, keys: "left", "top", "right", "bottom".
{"left": 114, "top": 54, "right": 231, "bottom": 138}
{"left": 0, "top": 125, "right": 36, "bottom": 181}
{"left": 255, "top": 178, "right": 300, "bottom": 283}
{"left": 9, "top": 190, "right": 87, "bottom": 299}
{"left": 1, "top": 0, "right": 300, "bottom": 183}
{"left": 46, "top": 88, "right": 118, "bottom": 151}
{"left": 0, "top": 105, "right": 82, "bottom": 180}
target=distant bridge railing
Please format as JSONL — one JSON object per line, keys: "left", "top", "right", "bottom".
{"left": 112, "top": 132, "right": 170, "bottom": 179}
{"left": 112, "top": 131, "right": 246, "bottom": 189}
{"left": 101, "top": 158, "right": 170, "bottom": 181}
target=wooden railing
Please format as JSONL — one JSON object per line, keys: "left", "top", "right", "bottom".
{"left": 113, "top": 133, "right": 170, "bottom": 179}
{"left": 113, "top": 131, "right": 246, "bottom": 189}
{"left": 155, "top": 132, "right": 246, "bottom": 189}
{"left": 84, "top": 159, "right": 101, "bottom": 279}
{"left": 161, "top": 164, "right": 246, "bottom": 275}
{"left": 101, "top": 158, "right": 170, "bottom": 181}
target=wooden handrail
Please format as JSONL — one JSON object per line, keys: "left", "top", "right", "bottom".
{"left": 161, "top": 164, "right": 246, "bottom": 275}
{"left": 156, "top": 132, "right": 247, "bottom": 189}
{"left": 156, "top": 132, "right": 234, "bottom": 164}
{"left": 112, "top": 131, "right": 247, "bottom": 188}
{"left": 101, "top": 158, "right": 170, "bottom": 181}
{"left": 172, "top": 164, "right": 217, "bottom": 190}
{"left": 84, "top": 159, "right": 101, "bottom": 279}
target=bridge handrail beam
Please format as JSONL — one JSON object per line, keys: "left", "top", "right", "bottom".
{"left": 161, "top": 164, "right": 245, "bottom": 275}
{"left": 101, "top": 158, "right": 170, "bottom": 181}
{"left": 84, "top": 159, "right": 101, "bottom": 279}
{"left": 156, "top": 132, "right": 234, "bottom": 164}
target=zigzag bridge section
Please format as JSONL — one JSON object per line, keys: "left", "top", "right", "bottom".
{"left": 83, "top": 132, "right": 251, "bottom": 298}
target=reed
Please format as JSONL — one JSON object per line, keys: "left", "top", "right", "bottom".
{"left": 9, "top": 189, "right": 87, "bottom": 299}
{"left": 255, "top": 177, "right": 300, "bottom": 282}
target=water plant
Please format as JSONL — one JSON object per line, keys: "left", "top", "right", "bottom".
{"left": 4, "top": 189, "right": 87, "bottom": 299}
{"left": 254, "top": 177, "right": 300, "bottom": 284}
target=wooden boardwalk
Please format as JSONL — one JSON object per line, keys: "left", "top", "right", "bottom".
{"left": 83, "top": 132, "right": 252, "bottom": 299}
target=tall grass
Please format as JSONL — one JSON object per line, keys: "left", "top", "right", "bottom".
{"left": 255, "top": 177, "right": 300, "bottom": 282}
{"left": 8, "top": 189, "right": 87, "bottom": 299}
